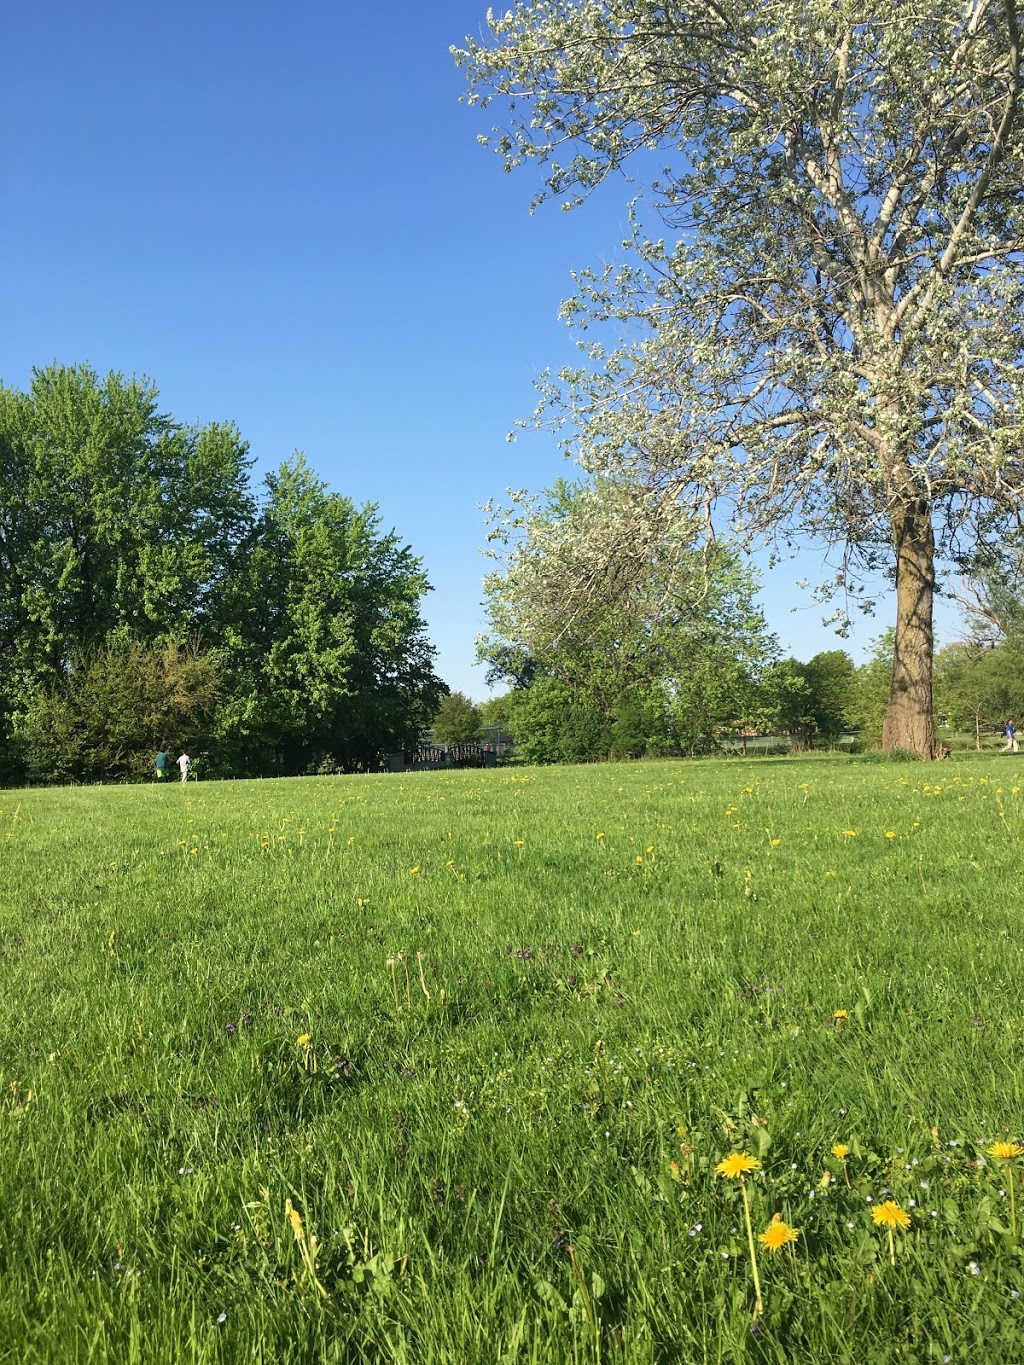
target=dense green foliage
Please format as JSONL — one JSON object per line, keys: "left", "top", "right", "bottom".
{"left": 3, "top": 757, "right": 1024, "bottom": 1361}
{"left": 20, "top": 638, "right": 222, "bottom": 784}
{"left": 430, "top": 691, "right": 483, "bottom": 745}
{"left": 932, "top": 546, "right": 1024, "bottom": 746}
{"left": 0, "top": 365, "right": 444, "bottom": 782}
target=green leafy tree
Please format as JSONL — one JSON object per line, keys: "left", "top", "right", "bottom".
{"left": 218, "top": 456, "right": 445, "bottom": 774}
{"left": 481, "top": 476, "right": 777, "bottom": 720}
{"left": 742, "top": 658, "right": 813, "bottom": 745}
{"left": 802, "top": 651, "right": 858, "bottom": 744}
{"left": 456, "top": 0, "right": 1024, "bottom": 759}
{"left": 479, "top": 692, "right": 517, "bottom": 728}
{"left": 607, "top": 686, "right": 680, "bottom": 758}
{"left": 431, "top": 691, "right": 483, "bottom": 745}
{"left": 0, "top": 364, "right": 254, "bottom": 771}
{"left": 848, "top": 632, "right": 896, "bottom": 747}
{"left": 505, "top": 676, "right": 607, "bottom": 764}
{"left": 934, "top": 640, "right": 1024, "bottom": 748}
{"left": 1, "top": 364, "right": 254, "bottom": 677}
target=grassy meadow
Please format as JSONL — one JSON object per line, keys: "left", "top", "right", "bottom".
{"left": 2, "top": 754, "right": 1024, "bottom": 1362}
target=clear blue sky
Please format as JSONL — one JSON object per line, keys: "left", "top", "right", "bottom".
{"left": 1, "top": 1, "right": 962, "bottom": 697}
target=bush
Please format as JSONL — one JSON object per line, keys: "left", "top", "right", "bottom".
{"left": 21, "top": 638, "right": 221, "bottom": 784}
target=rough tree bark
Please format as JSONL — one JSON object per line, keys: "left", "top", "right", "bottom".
{"left": 882, "top": 498, "right": 937, "bottom": 758}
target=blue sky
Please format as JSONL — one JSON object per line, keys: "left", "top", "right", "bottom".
{"left": 1, "top": 2, "right": 962, "bottom": 697}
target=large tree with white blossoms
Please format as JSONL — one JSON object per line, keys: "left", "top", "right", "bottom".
{"left": 455, "top": 0, "right": 1024, "bottom": 757}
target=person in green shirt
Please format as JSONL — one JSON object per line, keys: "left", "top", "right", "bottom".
{"left": 155, "top": 748, "right": 169, "bottom": 781}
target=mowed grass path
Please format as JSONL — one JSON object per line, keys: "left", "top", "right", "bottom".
{"left": 2, "top": 756, "right": 1023, "bottom": 1362}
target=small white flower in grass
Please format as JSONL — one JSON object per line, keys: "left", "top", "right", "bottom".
{"left": 217, "top": 1313, "right": 227, "bottom": 1325}
{"left": 969, "top": 1261, "right": 981, "bottom": 1276}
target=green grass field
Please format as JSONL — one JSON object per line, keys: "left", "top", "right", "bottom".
{"left": 3, "top": 755, "right": 1024, "bottom": 1363}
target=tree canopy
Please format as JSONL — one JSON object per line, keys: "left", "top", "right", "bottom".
{"left": 455, "top": 0, "right": 1024, "bottom": 758}
{"left": 480, "top": 474, "right": 782, "bottom": 757}
{"left": 431, "top": 691, "right": 484, "bottom": 745}
{"left": 0, "top": 364, "right": 444, "bottom": 782}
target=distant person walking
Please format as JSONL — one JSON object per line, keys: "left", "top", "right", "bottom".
{"left": 1002, "top": 719, "right": 1019, "bottom": 753}
{"left": 154, "top": 748, "right": 169, "bottom": 781}
{"left": 177, "top": 751, "right": 191, "bottom": 782}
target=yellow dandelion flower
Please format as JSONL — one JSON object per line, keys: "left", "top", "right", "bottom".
{"left": 987, "top": 1141, "right": 1024, "bottom": 1160}
{"left": 885, "top": 830, "right": 896, "bottom": 839}
{"left": 834, "top": 1009, "right": 848, "bottom": 1020}
{"left": 513, "top": 839, "right": 524, "bottom": 846}
{"left": 296, "top": 1033, "right": 311, "bottom": 1046}
{"left": 716, "top": 1153, "right": 760, "bottom": 1179}
{"left": 871, "top": 1200, "right": 911, "bottom": 1230}
{"left": 409, "top": 866, "right": 420, "bottom": 874}
{"left": 832, "top": 1144, "right": 849, "bottom": 1160}
{"left": 646, "top": 845, "right": 654, "bottom": 853}
{"left": 758, "top": 1218, "right": 799, "bottom": 1252}
{"left": 595, "top": 832, "right": 605, "bottom": 840}
{"left": 842, "top": 829, "right": 857, "bottom": 837}
{"left": 636, "top": 855, "right": 644, "bottom": 863}
{"left": 770, "top": 838, "right": 781, "bottom": 847}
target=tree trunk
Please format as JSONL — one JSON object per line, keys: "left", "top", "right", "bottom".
{"left": 882, "top": 498, "right": 937, "bottom": 759}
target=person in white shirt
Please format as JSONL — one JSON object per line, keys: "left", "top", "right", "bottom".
{"left": 177, "top": 751, "right": 191, "bottom": 782}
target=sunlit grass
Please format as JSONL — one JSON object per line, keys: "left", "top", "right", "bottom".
{"left": 2, "top": 755, "right": 1023, "bottom": 1361}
